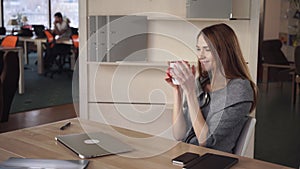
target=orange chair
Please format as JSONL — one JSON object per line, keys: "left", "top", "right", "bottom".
{"left": 1, "top": 35, "right": 18, "bottom": 47}
{"left": 71, "top": 34, "right": 79, "bottom": 49}
{"left": 43, "top": 30, "right": 72, "bottom": 78}
{"left": 71, "top": 34, "right": 79, "bottom": 60}
{"left": 44, "top": 30, "right": 55, "bottom": 48}
{"left": 0, "top": 51, "right": 19, "bottom": 122}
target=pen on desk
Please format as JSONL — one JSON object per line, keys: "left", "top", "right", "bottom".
{"left": 60, "top": 122, "right": 71, "bottom": 130}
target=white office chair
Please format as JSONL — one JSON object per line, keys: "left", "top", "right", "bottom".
{"left": 234, "top": 117, "right": 256, "bottom": 156}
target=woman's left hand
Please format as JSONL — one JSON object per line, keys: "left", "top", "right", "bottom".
{"left": 170, "top": 61, "right": 196, "bottom": 94}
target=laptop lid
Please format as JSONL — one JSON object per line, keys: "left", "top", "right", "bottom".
{"left": 55, "top": 132, "right": 133, "bottom": 159}
{"left": 32, "top": 25, "right": 46, "bottom": 38}
{"left": 0, "top": 157, "right": 89, "bottom": 169}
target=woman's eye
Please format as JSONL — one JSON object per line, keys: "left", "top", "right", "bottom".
{"left": 197, "top": 47, "right": 210, "bottom": 52}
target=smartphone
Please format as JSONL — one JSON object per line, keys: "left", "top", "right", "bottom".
{"left": 172, "top": 152, "right": 200, "bottom": 166}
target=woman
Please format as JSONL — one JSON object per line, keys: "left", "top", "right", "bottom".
{"left": 166, "top": 23, "right": 257, "bottom": 153}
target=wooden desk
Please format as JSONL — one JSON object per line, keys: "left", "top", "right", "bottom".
{"left": 20, "top": 36, "right": 72, "bottom": 74}
{"left": 0, "top": 118, "right": 291, "bottom": 169}
{"left": 0, "top": 47, "right": 24, "bottom": 94}
{"left": 19, "top": 36, "right": 46, "bottom": 74}
{"left": 261, "top": 63, "right": 294, "bottom": 91}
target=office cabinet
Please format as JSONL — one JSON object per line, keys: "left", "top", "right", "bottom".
{"left": 86, "top": 62, "right": 174, "bottom": 138}
{"left": 88, "top": 16, "right": 107, "bottom": 61}
{"left": 88, "top": 15, "right": 148, "bottom": 62}
{"left": 88, "top": 103, "right": 173, "bottom": 138}
{"left": 186, "top": 0, "right": 251, "bottom": 19}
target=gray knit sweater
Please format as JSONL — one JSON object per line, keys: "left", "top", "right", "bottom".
{"left": 182, "top": 78, "right": 254, "bottom": 153}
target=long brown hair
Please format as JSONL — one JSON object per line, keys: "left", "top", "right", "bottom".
{"left": 198, "top": 23, "right": 257, "bottom": 112}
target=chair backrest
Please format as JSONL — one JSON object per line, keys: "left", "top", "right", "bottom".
{"left": 233, "top": 117, "right": 256, "bottom": 156}
{"left": 44, "top": 30, "right": 55, "bottom": 48}
{"left": 71, "top": 34, "right": 79, "bottom": 49}
{"left": 0, "top": 51, "right": 19, "bottom": 122}
{"left": 261, "top": 39, "right": 289, "bottom": 65}
{"left": 1, "top": 35, "right": 18, "bottom": 47}
{"left": 295, "top": 46, "right": 300, "bottom": 75}
{"left": 70, "top": 27, "right": 78, "bottom": 35}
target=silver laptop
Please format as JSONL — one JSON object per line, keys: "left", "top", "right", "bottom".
{"left": 55, "top": 132, "right": 133, "bottom": 159}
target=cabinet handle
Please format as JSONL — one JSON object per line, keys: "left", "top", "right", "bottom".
{"left": 111, "top": 31, "right": 116, "bottom": 34}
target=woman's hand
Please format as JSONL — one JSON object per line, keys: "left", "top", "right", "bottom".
{"left": 165, "top": 67, "right": 180, "bottom": 90}
{"left": 170, "top": 61, "right": 196, "bottom": 94}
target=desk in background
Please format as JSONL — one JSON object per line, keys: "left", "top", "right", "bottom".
{"left": 0, "top": 35, "right": 47, "bottom": 74}
{"left": 0, "top": 47, "right": 24, "bottom": 94}
{"left": 19, "top": 36, "right": 46, "bottom": 74}
{"left": 0, "top": 118, "right": 292, "bottom": 169}
{"left": 20, "top": 36, "right": 73, "bottom": 74}
{"left": 261, "top": 63, "right": 294, "bottom": 91}
{"left": 0, "top": 35, "right": 73, "bottom": 75}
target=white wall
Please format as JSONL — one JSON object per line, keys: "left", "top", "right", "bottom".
{"left": 87, "top": 0, "right": 186, "bottom": 17}
{"left": 263, "top": 0, "right": 281, "bottom": 40}
{"left": 263, "top": 0, "right": 295, "bottom": 61}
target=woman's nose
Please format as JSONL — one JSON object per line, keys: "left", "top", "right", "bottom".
{"left": 198, "top": 52, "right": 206, "bottom": 60}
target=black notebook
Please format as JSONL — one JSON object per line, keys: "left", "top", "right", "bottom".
{"left": 183, "top": 153, "right": 239, "bottom": 169}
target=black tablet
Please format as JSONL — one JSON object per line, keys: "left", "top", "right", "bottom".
{"left": 183, "top": 153, "right": 239, "bottom": 169}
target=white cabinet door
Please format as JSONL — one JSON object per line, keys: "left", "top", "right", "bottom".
{"left": 88, "top": 103, "right": 174, "bottom": 139}
{"left": 88, "top": 15, "right": 148, "bottom": 62}
{"left": 88, "top": 63, "right": 173, "bottom": 104}
{"left": 109, "top": 15, "right": 148, "bottom": 62}
{"left": 186, "top": 0, "right": 250, "bottom": 19}
{"left": 88, "top": 16, "right": 97, "bottom": 61}
{"left": 88, "top": 16, "right": 108, "bottom": 62}
{"left": 187, "top": 0, "right": 232, "bottom": 19}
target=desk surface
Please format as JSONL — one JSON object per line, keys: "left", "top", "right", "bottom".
{"left": 18, "top": 36, "right": 72, "bottom": 44}
{"left": 0, "top": 118, "right": 291, "bottom": 169}
{"left": 0, "top": 46, "right": 23, "bottom": 50}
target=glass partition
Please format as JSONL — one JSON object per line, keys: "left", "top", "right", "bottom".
{"left": 51, "top": 0, "right": 79, "bottom": 28}
{"left": 3, "top": 0, "right": 49, "bottom": 29}
{"left": 2, "top": 0, "right": 78, "bottom": 31}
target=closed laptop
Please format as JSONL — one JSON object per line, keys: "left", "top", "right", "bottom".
{"left": 55, "top": 132, "right": 133, "bottom": 159}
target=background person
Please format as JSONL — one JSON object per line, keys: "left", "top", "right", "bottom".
{"left": 53, "top": 12, "right": 72, "bottom": 39}
{"left": 43, "top": 12, "right": 72, "bottom": 70}
{"left": 165, "top": 23, "right": 257, "bottom": 153}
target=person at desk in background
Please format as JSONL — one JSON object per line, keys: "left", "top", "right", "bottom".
{"left": 53, "top": 12, "right": 72, "bottom": 39}
{"left": 43, "top": 12, "right": 72, "bottom": 70}
{"left": 165, "top": 23, "right": 257, "bottom": 153}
